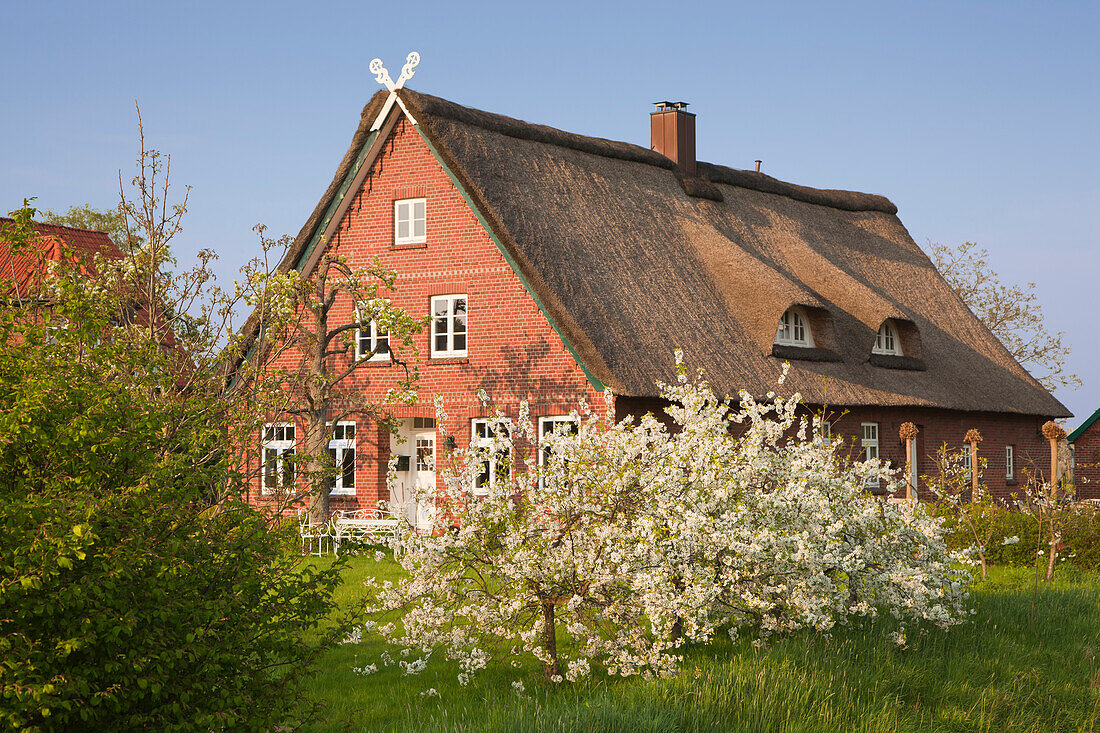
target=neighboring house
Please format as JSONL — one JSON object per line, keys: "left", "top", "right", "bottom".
{"left": 0, "top": 219, "right": 120, "bottom": 300}
{"left": 1069, "top": 408, "right": 1100, "bottom": 501}
{"left": 242, "top": 88, "right": 1070, "bottom": 523}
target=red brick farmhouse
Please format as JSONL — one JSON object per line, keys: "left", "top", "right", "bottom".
{"left": 239, "top": 88, "right": 1070, "bottom": 524}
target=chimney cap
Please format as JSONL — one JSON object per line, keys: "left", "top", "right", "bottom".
{"left": 653, "top": 101, "right": 690, "bottom": 111}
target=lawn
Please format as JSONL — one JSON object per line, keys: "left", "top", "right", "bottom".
{"left": 301, "top": 556, "right": 1100, "bottom": 732}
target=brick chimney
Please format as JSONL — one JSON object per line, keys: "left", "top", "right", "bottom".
{"left": 651, "top": 101, "right": 696, "bottom": 177}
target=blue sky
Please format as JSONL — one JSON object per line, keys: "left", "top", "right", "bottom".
{"left": 3, "top": 0, "right": 1097, "bottom": 423}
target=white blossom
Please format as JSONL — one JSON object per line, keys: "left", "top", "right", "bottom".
{"left": 361, "top": 367, "right": 970, "bottom": 683}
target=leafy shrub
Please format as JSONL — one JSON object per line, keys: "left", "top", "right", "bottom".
{"left": 0, "top": 212, "right": 348, "bottom": 730}
{"left": 940, "top": 497, "right": 1100, "bottom": 571}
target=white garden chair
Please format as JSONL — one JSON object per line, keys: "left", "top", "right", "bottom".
{"left": 297, "top": 509, "right": 336, "bottom": 557}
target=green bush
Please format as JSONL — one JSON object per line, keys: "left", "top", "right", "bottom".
{"left": 940, "top": 497, "right": 1100, "bottom": 571}
{"left": 0, "top": 214, "right": 348, "bottom": 730}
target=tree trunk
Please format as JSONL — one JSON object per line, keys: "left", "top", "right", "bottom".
{"left": 540, "top": 600, "right": 560, "bottom": 680}
{"left": 979, "top": 553, "right": 987, "bottom": 581}
{"left": 307, "top": 413, "right": 329, "bottom": 524}
{"left": 1045, "top": 535, "right": 1058, "bottom": 582}
{"left": 308, "top": 288, "right": 330, "bottom": 525}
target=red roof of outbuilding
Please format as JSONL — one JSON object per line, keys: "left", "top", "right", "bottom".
{"left": 0, "top": 219, "right": 121, "bottom": 297}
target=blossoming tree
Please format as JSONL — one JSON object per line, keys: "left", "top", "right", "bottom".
{"left": 235, "top": 229, "right": 426, "bottom": 521}
{"left": 363, "top": 357, "right": 971, "bottom": 683}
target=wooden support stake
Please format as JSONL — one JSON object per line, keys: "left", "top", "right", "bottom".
{"left": 900, "top": 422, "right": 919, "bottom": 502}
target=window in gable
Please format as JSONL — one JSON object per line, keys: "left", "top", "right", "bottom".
{"left": 431, "top": 295, "right": 467, "bottom": 358}
{"left": 394, "top": 198, "right": 426, "bottom": 245}
{"left": 873, "top": 321, "right": 902, "bottom": 355}
{"left": 262, "top": 423, "right": 295, "bottom": 494}
{"left": 775, "top": 308, "right": 813, "bottom": 347}
{"left": 328, "top": 422, "right": 356, "bottom": 495}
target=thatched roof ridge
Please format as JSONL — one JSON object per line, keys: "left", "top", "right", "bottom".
{"left": 408, "top": 91, "right": 676, "bottom": 171}
{"left": 407, "top": 90, "right": 898, "bottom": 215}
{"left": 696, "top": 162, "right": 898, "bottom": 215}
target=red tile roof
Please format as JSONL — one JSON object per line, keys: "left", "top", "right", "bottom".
{"left": 0, "top": 219, "right": 121, "bottom": 297}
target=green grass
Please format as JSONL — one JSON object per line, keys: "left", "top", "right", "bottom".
{"left": 301, "top": 558, "right": 1100, "bottom": 732}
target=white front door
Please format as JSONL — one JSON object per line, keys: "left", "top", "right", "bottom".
{"left": 388, "top": 419, "right": 436, "bottom": 532}
{"left": 411, "top": 432, "right": 436, "bottom": 531}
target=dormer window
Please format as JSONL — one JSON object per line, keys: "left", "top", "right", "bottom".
{"left": 873, "top": 321, "right": 902, "bottom": 356}
{"left": 775, "top": 308, "right": 813, "bottom": 347}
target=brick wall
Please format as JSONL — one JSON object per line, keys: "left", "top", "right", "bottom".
{"left": 1072, "top": 420, "right": 1100, "bottom": 501}
{"left": 826, "top": 405, "right": 1050, "bottom": 500}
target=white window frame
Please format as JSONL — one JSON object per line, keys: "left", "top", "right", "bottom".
{"left": 470, "top": 418, "right": 512, "bottom": 495}
{"left": 328, "top": 422, "right": 356, "bottom": 496}
{"left": 431, "top": 294, "right": 468, "bottom": 358}
{"left": 262, "top": 423, "right": 296, "bottom": 495}
{"left": 415, "top": 435, "right": 435, "bottom": 473}
{"left": 963, "top": 444, "right": 974, "bottom": 483}
{"left": 873, "top": 321, "right": 902, "bottom": 355}
{"left": 394, "top": 197, "right": 426, "bottom": 245}
{"left": 1006, "top": 445, "right": 1014, "bottom": 481}
{"left": 538, "top": 416, "right": 579, "bottom": 488}
{"left": 355, "top": 310, "right": 390, "bottom": 363}
{"left": 861, "top": 422, "right": 880, "bottom": 488}
{"left": 775, "top": 308, "right": 814, "bottom": 347}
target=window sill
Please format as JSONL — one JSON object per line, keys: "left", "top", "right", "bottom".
{"left": 771, "top": 344, "right": 842, "bottom": 362}
{"left": 428, "top": 356, "right": 470, "bottom": 365}
{"left": 330, "top": 492, "right": 357, "bottom": 498}
{"left": 355, "top": 358, "right": 393, "bottom": 368}
{"left": 868, "top": 353, "right": 926, "bottom": 371}
{"left": 391, "top": 241, "right": 428, "bottom": 251}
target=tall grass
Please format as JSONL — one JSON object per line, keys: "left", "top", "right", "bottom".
{"left": 303, "top": 560, "right": 1100, "bottom": 732}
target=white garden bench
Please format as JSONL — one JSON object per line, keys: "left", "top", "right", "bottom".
{"left": 332, "top": 508, "right": 404, "bottom": 554}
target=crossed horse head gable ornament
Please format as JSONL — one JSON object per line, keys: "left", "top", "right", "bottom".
{"left": 368, "top": 52, "right": 421, "bottom": 131}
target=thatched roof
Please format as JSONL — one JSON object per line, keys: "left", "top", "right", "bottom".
{"left": 256, "top": 88, "right": 1069, "bottom": 418}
